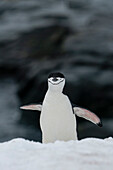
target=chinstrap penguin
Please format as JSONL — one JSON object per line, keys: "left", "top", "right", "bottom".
{"left": 20, "top": 72, "right": 102, "bottom": 143}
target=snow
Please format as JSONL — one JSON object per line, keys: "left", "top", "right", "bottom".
{"left": 0, "top": 138, "right": 113, "bottom": 170}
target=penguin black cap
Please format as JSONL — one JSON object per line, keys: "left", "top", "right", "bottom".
{"left": 48, "top": 72, "right": 65, "bottom": 78}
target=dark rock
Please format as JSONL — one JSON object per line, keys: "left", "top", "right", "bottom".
{"left": 7, "top": 26, "right": 70, "bottom": 58}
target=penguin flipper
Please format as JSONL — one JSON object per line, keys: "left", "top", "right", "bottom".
{"left": 20, "top": 104, "right": 42, "bottom": 111}
{"left": 73, "top": 107, "right": 102, "bottom": 127}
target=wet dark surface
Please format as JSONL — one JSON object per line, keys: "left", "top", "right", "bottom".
{"left": 0, "top": 77, "right": 112, "bottom": 142}
{"left": 0, "top": 77, "right": 41, "bottom": 142}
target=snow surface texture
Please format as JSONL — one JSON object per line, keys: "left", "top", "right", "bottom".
{"left": 0, "top": 138, "right": 113, "bottom": 170}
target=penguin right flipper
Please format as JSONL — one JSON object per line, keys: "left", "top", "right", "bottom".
{"left": 73, "top": 107, "right": 102, "bottom": 127}
{"left": 20, "top": 104, "right": 42, "bottom": 111}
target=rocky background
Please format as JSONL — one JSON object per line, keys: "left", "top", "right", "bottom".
{"left": 0, "top": 0, "right": 113, "bottom": 142}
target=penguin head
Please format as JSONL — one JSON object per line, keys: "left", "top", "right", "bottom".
{"left": 48, "top": 72, "right": 65, "bottom": 92}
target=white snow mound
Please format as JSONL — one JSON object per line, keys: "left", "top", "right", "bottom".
{"left": 0, "top": 137, "right": 113, "bottom": 170}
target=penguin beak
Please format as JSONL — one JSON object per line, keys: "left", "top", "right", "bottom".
{"left": 52, "top": 77, "right": 58, "bottom": 82}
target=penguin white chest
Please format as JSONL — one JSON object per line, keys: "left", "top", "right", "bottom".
{"left": 40, "top": 92, "right": 77, "bottom": 143}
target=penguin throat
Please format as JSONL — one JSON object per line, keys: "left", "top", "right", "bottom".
{"left": 48, "top": 86, "right": 63, "bottom": 93}
{"left": 48, "top": 79, "right": 65, "bottom": 93}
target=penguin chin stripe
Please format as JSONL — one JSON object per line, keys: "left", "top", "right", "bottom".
{"left": 48, "top": 79, "right": 64, "bottom": 85}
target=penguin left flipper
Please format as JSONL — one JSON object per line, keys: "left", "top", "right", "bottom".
{"left": 73, "top": 107, "right": 102, "bottom": 127}
{"left": 20, "top": 104, "right": 42, "bottom": 111}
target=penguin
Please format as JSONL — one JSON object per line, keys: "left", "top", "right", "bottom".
{"left": 20, "top": 72, "right": 102, "bottom": 143}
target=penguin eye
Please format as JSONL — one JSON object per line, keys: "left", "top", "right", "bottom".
{"left": 59, "top": 77, "right": 64, "bottom": 81}
{"left": 57, "top": 77, "right": 62, "bottom": 80}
